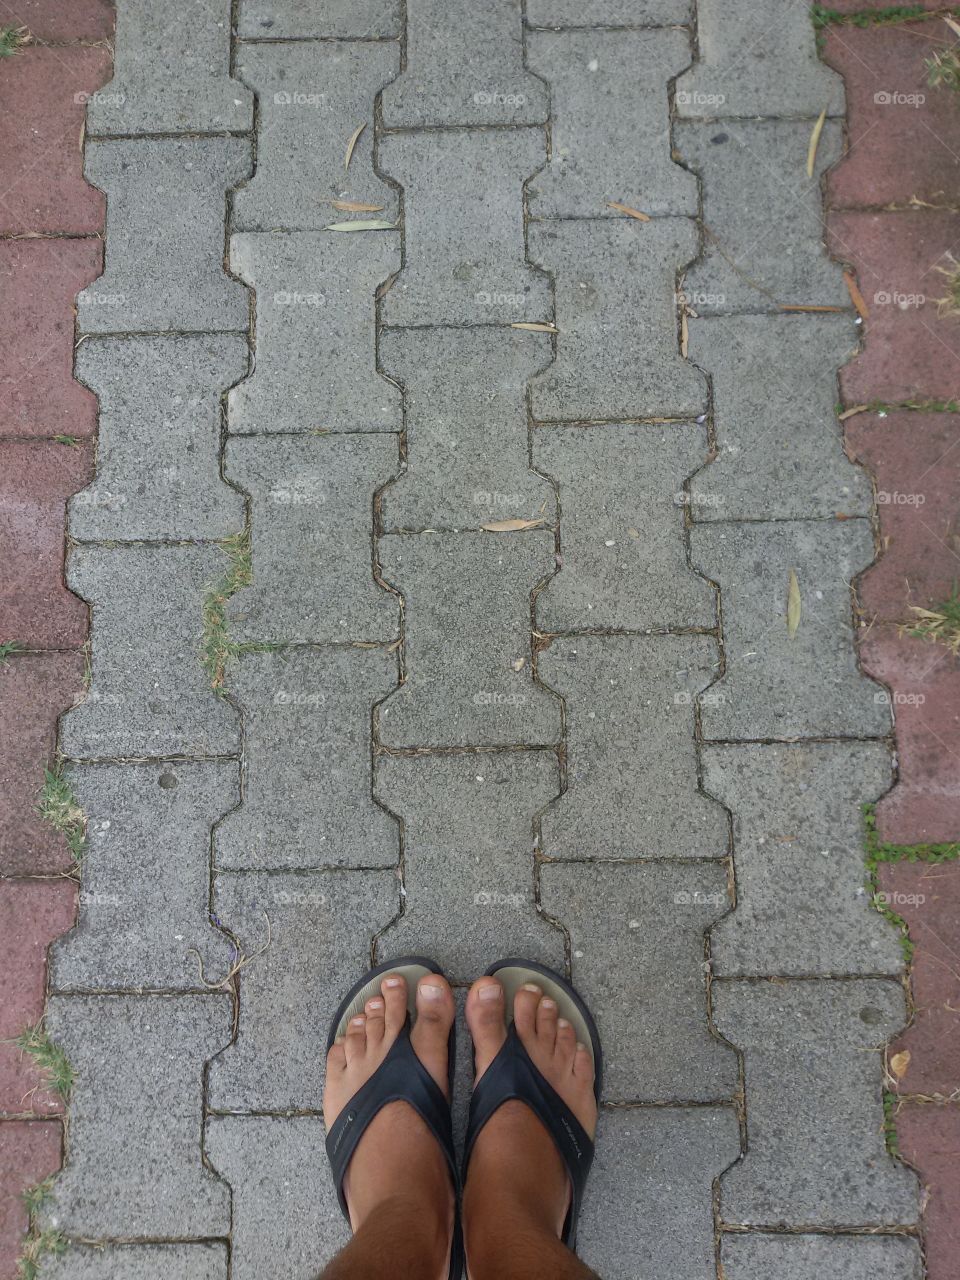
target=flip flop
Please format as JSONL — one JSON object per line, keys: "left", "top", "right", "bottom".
{"left": 325, "top": 955, "right": 464, "bottom": 1280}
{"left": 462, "top": 957, "right": 603, "bottom": 1252}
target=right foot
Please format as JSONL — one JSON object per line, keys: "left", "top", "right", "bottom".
{"left": 463, "top": 976, "right": 598, "bottom": 1241}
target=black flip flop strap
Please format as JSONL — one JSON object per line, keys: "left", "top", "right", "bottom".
{"left": 325, "top": 1022, "right": 459, "bottom": 1221}
{"left": 463, "top": 1024, "right": 595, "bottom": 1248}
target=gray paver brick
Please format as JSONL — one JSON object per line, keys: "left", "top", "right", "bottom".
{"left": 215, "top": 649, "right": 397, "bottom": 870}
{"left": 541, "top": 862, "right": 736, "bottom": 1101}
{"left": 690, "top": 520, "right": 890, "bottom": 741}
{"left": 87, "top": 0, "right": 252, "bottom": 135}
{"left": 377, "top": 532, "right": 561, "bottom": 748}
{"left": 205, "top": 1117, "right": 348, "bottom": 1278}
{"left": 233, "top": 42, "right": 398, "bottom": 232}
{"left": 237, "top": 0, "right": 400, "bottom": 38}
{"left": 379, "top": 326, "right": 552, "bottom": 530}
{"left": 526, "top": 0, "right": 691, "bottom": 24}
{"left": 676, "top": 121, "right": 847, "bottom": 314}
{"left": 539, "top": 636, "right": 726, "bottom": 859}
{"left": 714, "top": 979, "right": 919, "bottom": 1226}
{"left": 70, "top": 336, "right": 247, "bottom": 541}
{"left": 374, "top": 752, "right": 562, "bottom": 981}
{"left": 207, "top": 870, "right": 395, "bottom": 1110}
{"left": 43, "top": 1244, "right": 227, "bottom": 1280}
{"left": 228, "top": 231, "right": 400, "bottom": 433}
{"left": 529, "top": 219, "right": 706, "bottom": 420}
{"left": 60, "top": 546, "right": 240, "bottom": 759}
{"left": 380, "top": 130, "right": 550, "bottom": 327}
{"left": 721, "top": 1232, "right": 924, "bottom": 1280}
{"left": 675, "top": 0, "right": 844, "bottom": 119}
{"left": 579, "top": 1107, "right": 739, "bottom": 1280}
{"left": 704, "top": 743, "right": 902, "bottom": 977}
{"left": 527, "top": 28, "right": 696, "bottom": 218}
{"left": 50, "top": 762, "right": 238, "bottom": 991}
{"left": 78, "top": 139, "right": 250, "bottom": 334}
{"left": 44, "top": 994, "right": 232, "bottom": 1238}
{"left": 381, "top": 0, "right": 547, "bottom": 127}
{"left": 225, "top": 435, "right": 398, "bottom": 643}
{"left": 534, "top": 423, "right": 714, "bottom": 631}
{"left": 688, "top": 315, "right": 872, "bottom": 520}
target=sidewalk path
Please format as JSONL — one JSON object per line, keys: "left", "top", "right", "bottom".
{"left": 2, "top": 2, "right": 959, "bottom": 1278}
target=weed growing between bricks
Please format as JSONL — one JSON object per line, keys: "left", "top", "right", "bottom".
{"left": 0, "top": 24, "right": 26, "bottom": 58}
{"left": 905, "top": 584, "right": 960, "bottom": 654}
{"left": 35, "top": 766, "right": 86, "bottom": 867}
{"left": 0, "top": 640, "right": 24, "bottom": 664}
{"left": 200, "top": 527, "right": 252, "bottom": 692}
{"left": 16, "top": 1176, "right": 67, "bottom": 1280}
{"left": 10, "top": 1025, "right": 75, "bottom": 1099}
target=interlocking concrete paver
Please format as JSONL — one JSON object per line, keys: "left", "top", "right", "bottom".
{"left": 541, "top": 862, "right": 736, "bottom": 1101}
{"left": 59, "top": 546, "right": 240, "bottom": 760}
{"left": 374, "top": 752, "right": 562, "bottom": 981}
{"left": 380, "top": 130, "right": 550, "bottom": 327}
{"left": 828, "top": 210, "right": 960, "bottom": 405}
{"left": 236, "top": 0, "right": 400, "bottom": 38}
{"left": 378, "top": 532, "right": 561, "bottom": 748}
{"left": 0, "top": 47, "right": 109, "bottom": 235}
{"left": 0, "top": 441, "right": 92, "bottom": 648}
{"left": 49, "top": 763, "right": 238, "bottom": 992}
{"left": 846, "top": 412, "right": 960, "bottom": 622}
{"left": 578, "top": 1107, "right": 739, "bottom": 1280}
{"left": 233, "top": 42, "right": 398, "bottom": 232}
{"left": 526, "top": 28, "right": 696, "bottom": 218}
{"left": 690, "top": 520, "right": 890, "bottom": 741}
{"left": 87, "top": 0, "right": 252, "bottom": 135}
{"left": 688, "top": 315, "right": 871, "bottom": 520}
{"left": 535, "top": 423, "right": 714, "bottom": 631}
{"left": 0, "top": 1121, "right": 62, "bottom": 1279}
{"left": 529, "top": 219, "right": 706, "bottom": 420}
{"left": 539, "top": 635, "right": 726, "bottom": 860}
{"left": 526, "top": 0, "right": 691, "bottom": 24}
{"left": 214, "top": 650, "right": 397, "bottom": 870}
{"left": 70, "top": 336, "right": 247, "bottom": 541}
{"left": 825, "top": 23, "right": 960, "bottom": 209}
{"left": 379, "top": 326, "right": 552, "bottom": 530}
{"left": 703, "top": 742, "right": 901, "bottom": 976}
{"left": 382, "top": 0, "right": 545, "bottom": 127}
{"left": 0, "top": 651, "right": 85, "bottom": 877}
{"left": 0, "top": 237, "right": 100, "bottom": 440}
{"left": 715, "top": 979, "right": 919, "bottom": 1226}
{"left": 860, "top": 630, "right": 960, "bottom": 845}
{"left": 677, "top": 121, "right": 847, "bottom": 313}
{"left": 225, "top": 435, "right": 397, "bottom": 643}
{"left": 44, "top": 994, "right": 231, "bottom": 1238}
{"left": 879, "top": 860, "right": 960, "bottom": 1097}
{"left": 1, "top": 0, "right": 113, "bottom": 39}
{"left": 207, "top": 870, "right": 395, "bottom": 1110}
{"left": 206, "top": 1117, "right": 348, "bottom": 1279}
{"left": 0, "top": 880, "right": 76, "bottom": 1116}
{"left": 675, "top": 0, "right": 844, "bottom": 119}
{"left": 228, "top": 231, "right": 399, "bottom": 434}
{"left": 42, "top": 1243, "right": 228, "bottom": 1280}
{"left": 896, "top": 1103, "right": 960, "bottom": 1280}
{"left": 721, "top": 1232, "right": 923, "bottom": 1280}
{"left": 78, "top": 139, "right": 250, "bottom": 335}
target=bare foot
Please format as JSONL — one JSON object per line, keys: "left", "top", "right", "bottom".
{"left": 463, "top": 976, "right": 598, "bottom": 1246}
{"left": 323, "top": 971, "right": 456, "bottom": 1277}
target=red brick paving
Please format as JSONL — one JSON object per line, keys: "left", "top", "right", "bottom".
{"left": 829, "top": 209, "right": 960, "bottom": 405}
{"left": 0, "top": 652, "right": 86, "bottom": 877}
{"left": 0, "top": 1120, "right": 62, "bottom": 1280}
{"left": 0, "top": 880, "right": 76, "bottom": 1117}
{"left": 0, "top": 47, "right": 109, "bottom": 234}
{"left": 0, "top": 0, "right": 113, "bottom": 40}
{"left": 0, "top": 236, "right": 101, "bottom": 440}
{"left": 847, "top": 411, "right": 960, "bottom": 621}
{"left": 826, "top": 1, "right": 945, "bottom": 10}
{"left": 0, "top": 442, "right": 92, "bottom": 649}
{"left": 825, "top": 22, "right": 960, "bottom": 209}
{"left": 896, "top": 1104, "right": 960, "bottom": 1279}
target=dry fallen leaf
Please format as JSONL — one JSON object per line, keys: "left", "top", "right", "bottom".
{"left": 510, "top": 322, "right": 557, "bottom": 332}
{"left": 627, "top": 527, "right": 640, "bottom": 539}
{"left": 807, "top": 104, "right": 828, "bottom": 178}
{"left": 890, "top": 1050, "right": 911, "bottom": 1080}
{"left": 838, "top": 404, "right": 869, "bottom": 421}
{"left": 680, "top": 310, "right": 689, "bottom": 358}
{"left": 327, "top": 199, "right": 384, "bottom": 212}
{"left": 481, "top": 518, "right": 546, "bottom": 532}
{"left": 606, "top": 200, "right": 651, "bottom": 222}
{"left": 324, "top": 219, "right": 396, "bottom": 232}
{"left": 844, "top": 271, "right": 869, "bottom": 321}
{"left": 344, "top": 122, "right": 366, "bottom": 171}
{"left": 512, "top": 657, "right": 526, "bottom": 672}
{"left": 944, "top": 15, "right": 960, "bottom": 39}
{"left": 781, "top": 304, "right": 846, "bottom": 314}
{"left": 787, "top": 569, "right": 802, "bottom": 638}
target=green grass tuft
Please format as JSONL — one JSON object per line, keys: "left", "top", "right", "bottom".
{"left": 11, "top": 1024, "right": 75, "bottom": 1099}
{"left": 20, "top": 1178, "right": 55, "bottom": 1217}
{"left": 0, "top": 25, "right": 27, "bottom": 58}
{"left": 35, "top": 767, "right": 86, "bottom": 864}
{"left": 201, "top": 529, "right": 252, "bottom": 692}
{"left": 813, "top": 4, "right": 945, "bottom": 28}
{"left": 17, "top": 1228, "right": 68, "bottom": 1280}
{"left": 905, "top": 583, "right": 960, "bottom": 656}
{"left": 927, "top": 45, "right": 960, "bottom": 92}
{"left": 0, "top": 640, "right": 24, "bottom": 665}
{"left": 52, "top": 435, "right": 79, "bottom": 448}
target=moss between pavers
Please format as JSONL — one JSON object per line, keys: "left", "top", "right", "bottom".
{"left": 813, "top": 5, "right": 960, "bottom": 30}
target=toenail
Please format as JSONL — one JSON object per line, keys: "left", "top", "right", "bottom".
{"left": 384, "top": 977, "right": 404, "bottom": 988}
{"left": 558, "top": 1018, "right": 570, "bottom": 1029}
{"left": 419, "top": 983, "right": 444, "bottom": 1000}
{"left": 367, "top": 999, "right": 384, "bottom": 1010}
{"left": 478, "top": 983, "right": 502, "bottom": 1001}
{"left": 351, "top": 1016, "right": 365, "bottom": 1027}
{"left": 521, "top": 983, "right": 542, "bottom": 994}
{"left": 541, "top": 998, "right": 556, "bottom": 1011}
{"left": 577, "top": 1042, "right": 586, "bottom": 1051}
